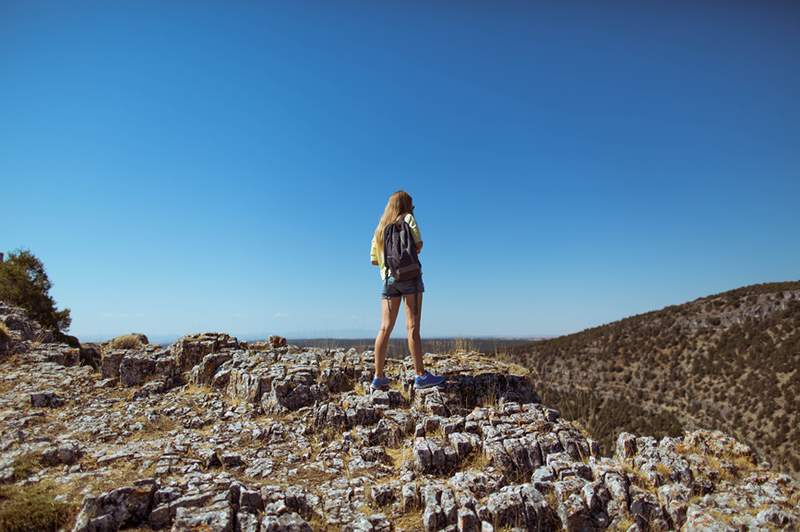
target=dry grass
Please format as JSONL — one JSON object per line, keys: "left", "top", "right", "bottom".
{"left": 389, "top": 379, "right": 411, "bottom": 402}
{"left": 81, "top": 458, "right": 157, "bottom": 494}
{"left": 265, "top": 465, "right": 339, "bottom": 487}
{"left": 305, "top": 513, "right": 337, "bottom": 532}
{"left": 478, "top": 383, "right": 499, "bottom": 409}
{"left": 126, "top": 415, "right": 178, "bottom": 442}
{"left": 393, "top": 509, "right": 424, "bottom": 531}
{"left": 705, "top": 455, "right": 736, "bottom": 482}
{"left": 543, "top": 489, "right": 558, "bottom": 512}
{"left": 30, "top": 330, "right": 52, "bottom": 349}
{"left": 109, "top": 334, "right": 144, "bottom": 350}
{"left": 674, "top": 441, "right": 690, "bottom": 455}
{"left": 788, "top": 488, "right": 800, "bottom": 508}
{"left": 676, "top": 440, "right": 757, "bottom": 482}
{"left": 0, "top": 378, "right": 16, "bottom": 395}
{"left": 452, "top": 338, "right": 476, "bottom": 354}
{"left": 0, "top": 482, "right": 77, "bottom": 532}
{"left": 314, "top": 425, "right": 342, "bottom": 445}
{"left": 502, "top": 361, "right": 531, "bottom": 377}
{"left": 385, "top": 444, "right": 414, "bottom": 470}
{"left": 611, "top": 516, "right": 636, "bottom": 530}
{"left": 621, "top": 462, "right": 655, "bottom": 490}
{"left": 10, "top": 453, "right": 41, "bottom": 482}
{"left": 0, "top": 322, "right": 10, "bottom": 340}
{"left": 461, "top": 449, "right": 490, "bottom": 471}
{"left": 181, "top": 383, "right": 211, "bottom": 395}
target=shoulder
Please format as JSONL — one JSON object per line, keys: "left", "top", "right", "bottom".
{"left": 404, "top": 213, "right": 416, "bottom": 224}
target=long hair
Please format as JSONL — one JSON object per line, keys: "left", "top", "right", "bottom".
{"left": 373, "top": 190, "right": 414, "bottom": 260}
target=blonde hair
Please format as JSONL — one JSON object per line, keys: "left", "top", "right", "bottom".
{"left": 373, "top": 190, "right": 414, "bottom": 260}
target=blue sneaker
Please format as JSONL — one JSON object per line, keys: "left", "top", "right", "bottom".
{"left": 370, "top": 376, "right": 391, "bottom": 391}
{"left": 414, "top": 371, "right": 446, "bottom": 389}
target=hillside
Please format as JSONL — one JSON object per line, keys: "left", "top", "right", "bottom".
{"left": 2, "top": 302, "right": 798, "bottom": 530}
{"left": 504, "top": 281, "right": 800, "bottom": 477}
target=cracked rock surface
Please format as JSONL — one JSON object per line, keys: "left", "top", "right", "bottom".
{"left": 1, "top": 303, "right": 799, "bottom": 531}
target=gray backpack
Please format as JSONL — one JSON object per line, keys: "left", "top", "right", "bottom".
{"left": 383, "top": 218, "right": 421, "bottom": 282}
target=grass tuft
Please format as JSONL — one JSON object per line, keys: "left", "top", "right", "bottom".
{"left": 11, "top": 453, "right": 41, "bottom": 482}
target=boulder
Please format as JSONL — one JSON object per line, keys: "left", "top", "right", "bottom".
{"left": 171, "top": 332, "right": 239, "bottom": 373}
{"left": 119, "top": 349, "right": 178, "bottom": 387}
{"left": 101, "top": 349, "right": 127, "bottom": 379}
{"left": 72, "top": 479, "right": 156, "bottom": 532}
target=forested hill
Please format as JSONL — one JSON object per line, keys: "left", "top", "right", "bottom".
{"left": 504, "top": 281, "right": 800, "bottom": 476}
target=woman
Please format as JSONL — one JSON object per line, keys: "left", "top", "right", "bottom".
{"left": 369, "top": 190, "right": 446, "bottom": 391}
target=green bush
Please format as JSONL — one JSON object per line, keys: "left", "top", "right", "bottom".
{"left": 0, "top": 250, "right": 71, "bottom": 332}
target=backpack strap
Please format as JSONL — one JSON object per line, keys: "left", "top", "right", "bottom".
{"left": 383, "top": 223, "right": 393, "bottom": 280}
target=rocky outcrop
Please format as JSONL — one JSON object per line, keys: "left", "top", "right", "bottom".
{"left": 0, "top": 327, "right": 798, "bottom": 531}
{"left": 171, "top": 332, "right": 239, "bottom": 373}
{"left": 0, "top": 301, "right": 57, "bottom": 346}
{"left": 100, "top": 346, "right": 180, "bottom": 392}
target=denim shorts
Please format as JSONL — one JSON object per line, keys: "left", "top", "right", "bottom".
{"left": 382, "top": 275, "right": 424, "bottom": 299}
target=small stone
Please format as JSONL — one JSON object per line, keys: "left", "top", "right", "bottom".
{"left": 221, "top": 453, "right": 243, "bottom": 468}
{"left": 30, "top": 391, "right": 63, "bottom": 407}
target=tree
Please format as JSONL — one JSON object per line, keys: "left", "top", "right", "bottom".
{"left": 0, "top": 249, "right": 71, "bottom": 332}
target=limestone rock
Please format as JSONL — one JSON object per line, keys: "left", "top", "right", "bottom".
{"left": 0, "top": 338, "right": 797, "bottom": 532}
{"left": 171, "top": 332, "right": 239, "bottom": 372}
{"left": 72, "top": 479, "right": 157, "bottom": 532}
{"left": 0, "top": 301, "right": 56, "bottom": 346}
{"left": 100, "top": 349, "right": 127, "bottom": 379}
{"left": 119, "top": 348, "right": 179, "bottom": 387}
{"left": 188, "top": 352, "right": 233, "bottom": 385}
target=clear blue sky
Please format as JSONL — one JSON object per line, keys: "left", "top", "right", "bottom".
{"left": 2, "top": 1, "right": 798, "bottom": 341}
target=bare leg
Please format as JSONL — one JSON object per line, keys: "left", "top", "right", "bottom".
{"left": 374, "top": 296, "right": 401, "bottom": 378}
{"left": 404, "top": 291, "right": 425, "bottom": 376}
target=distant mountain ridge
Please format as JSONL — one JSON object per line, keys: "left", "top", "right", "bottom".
{"left": 504, "top": 281, "right": 800, "bottom": 477}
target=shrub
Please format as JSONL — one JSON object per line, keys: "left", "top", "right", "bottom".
{"left": 0, "top": 250, "right": 71, "bottom": 332}
{"left": 109, "top": 334, "right": 146, "bottom": 350}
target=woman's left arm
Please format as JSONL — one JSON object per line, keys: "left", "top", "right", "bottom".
{"left": 407, "top": 214, "right": 423, "bottom": 253}
{"left": 370, "top": 236, "right": 379, "bottom": 265}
